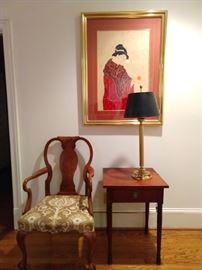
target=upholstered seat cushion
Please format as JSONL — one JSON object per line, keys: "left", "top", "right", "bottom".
{"left": 18, "top": 195, "right": 95, "bottom": 233}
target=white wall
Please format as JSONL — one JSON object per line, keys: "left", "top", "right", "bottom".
{"left": 0, "top": 0, "right": 201, "bottom": 228}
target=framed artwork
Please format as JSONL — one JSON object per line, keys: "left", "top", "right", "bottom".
{"left": 81, "top": 11, "right": 167, "bottom": 125}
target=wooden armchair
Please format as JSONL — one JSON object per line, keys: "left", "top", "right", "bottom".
{"left": 16, "top": 136, "right": 96, "bottom": 270}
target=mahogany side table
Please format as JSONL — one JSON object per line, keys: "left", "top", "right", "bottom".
{"left": 103, "top": 168, "right": 169, "bottom": 265}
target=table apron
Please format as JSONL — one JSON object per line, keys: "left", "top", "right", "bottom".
{"left": 107, "top": 188, "right": 164, "bottom": 203}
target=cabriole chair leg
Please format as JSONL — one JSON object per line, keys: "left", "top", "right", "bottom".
{"left": 16, "top": 230, "right": 28, "bottom": 270}
{"left": 84, "top": 231, "right": 96, "bottom": 270}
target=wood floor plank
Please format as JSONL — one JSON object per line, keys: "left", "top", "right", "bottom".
{"left": 0, "top": 229, "right": 201, "bottom": 270}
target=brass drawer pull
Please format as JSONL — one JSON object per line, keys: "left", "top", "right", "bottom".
{"left": 133, "top": 192, "right": 139, "bottom": 199}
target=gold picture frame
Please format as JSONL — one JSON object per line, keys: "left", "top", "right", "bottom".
{"left": 81, "top": 10, "right": 167, "bottom": 125}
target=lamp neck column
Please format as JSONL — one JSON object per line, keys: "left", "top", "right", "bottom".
{"left": 138, "top": 117, "right": 144, "bottom": 169}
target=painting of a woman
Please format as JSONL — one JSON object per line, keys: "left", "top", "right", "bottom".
{"left": 103, "top": 44, "right": 134, "bottom": 110}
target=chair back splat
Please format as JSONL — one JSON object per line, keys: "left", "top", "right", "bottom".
{"left": 43, "top": 136, "right": 93, "bottom": 196}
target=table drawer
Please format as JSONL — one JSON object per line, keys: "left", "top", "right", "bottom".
{"left": 109, "top": 189, "right": 163, "bottom": 203}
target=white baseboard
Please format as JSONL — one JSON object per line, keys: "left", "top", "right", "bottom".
{"left": 13, "top": 207, "right": 21, "bottom": 229}
{"left": 14, "top": 207, "right": 202, "bottom": 229}
{"left": 94, "top": 207, "right": 202, "bottom": 229}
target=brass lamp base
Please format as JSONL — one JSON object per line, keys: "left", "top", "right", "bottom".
{"left": 131, "top": 168, "right": 152, "bottom": 180}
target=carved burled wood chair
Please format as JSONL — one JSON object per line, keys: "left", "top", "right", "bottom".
{"left": 16, "top": 136, "right": 96, "bottom": 270}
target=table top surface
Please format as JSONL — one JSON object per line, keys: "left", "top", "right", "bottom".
{"left": 103, "top": 168, "right": 169, "bottom": 189}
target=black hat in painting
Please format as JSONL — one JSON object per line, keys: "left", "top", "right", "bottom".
{"left": 112, "top": 44, "right": 129, "bottom": 59}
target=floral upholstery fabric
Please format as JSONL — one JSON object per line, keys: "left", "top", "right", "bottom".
{"left": 18, "top": 195, "right": 94, "bottom": 233}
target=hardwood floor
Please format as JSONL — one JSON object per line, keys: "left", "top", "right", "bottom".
{"left": 0, "top": 229, "right": 201, "bottom": 270}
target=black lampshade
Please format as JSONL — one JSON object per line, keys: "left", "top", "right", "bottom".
{"left": 124, "top": 92, "right": 160, "bottom": 118}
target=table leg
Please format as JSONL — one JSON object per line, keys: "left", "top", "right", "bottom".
{"left": 156, "top": 203, "right": 162, "bottom": 264}
{"left": 144, "top": 202, "right": 149, "bottom": 234}
{"left": 106, "top": 191, "right": 112, "bottom": 264}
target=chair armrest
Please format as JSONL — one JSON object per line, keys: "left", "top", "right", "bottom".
{"left": 84, "top": 165, "right": 94, "bottom": 216}
{"left": 22, "top": 167, "right": 48, "bottom": 214}
{"left": 84, "top": 165, "right": 94, "bottom": 192}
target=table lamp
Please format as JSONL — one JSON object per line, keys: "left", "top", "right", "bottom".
{"left": 124, "top": 91, "right": 159, "bottom": 180}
